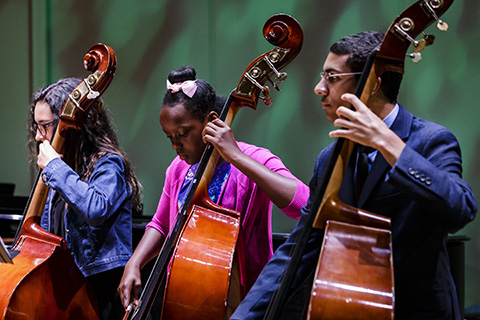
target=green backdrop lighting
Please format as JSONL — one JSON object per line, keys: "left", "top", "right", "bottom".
{"left": 1, "top": 0, "right": 479, "bottom": 310}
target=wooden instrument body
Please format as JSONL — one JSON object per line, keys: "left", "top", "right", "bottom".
{"left": 306, "top": 116, "right": 394, "bottom": 319}
{"left": 162, "top": 203, "right": 241, "bottom": 320}
{"left": 308, "top": 221, "right": 393, "bottom": 320}
{"left": 0, "top": 43, "right": 116, "bottom": 320}
{"left": 0, "top": 218, "right": 98, "bottom": 319}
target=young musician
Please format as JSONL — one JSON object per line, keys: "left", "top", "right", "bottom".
{"left": 118, "top": 66, "right": 308, "bottom": 311}
{"left": 230, "top": 31, "right": 477, "bottom": 320}
{"left": 27, "top": 77, "right": 142, "bottom": 320}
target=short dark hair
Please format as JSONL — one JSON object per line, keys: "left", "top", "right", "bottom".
{"left": 330, "top": 31, "right": 402, "bottom": 102}
{"left": 162, "top": 66, "right": 221, "bottom": 121}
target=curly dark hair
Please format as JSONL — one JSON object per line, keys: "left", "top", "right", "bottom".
{"left": 27, "top": 77, "right": 142, "bottom": 213}
{"left": 162, "top": 66, "right": 221, "bottom": 121}
{"left": 330, "top": 30, "right": 403, "bottom": 103}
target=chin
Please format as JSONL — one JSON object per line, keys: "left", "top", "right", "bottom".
{"left": 326, "top": 114, "right": 337, "bottom": 122}
{"left": 184, "top": 157, "right": 198, "bottom": 165}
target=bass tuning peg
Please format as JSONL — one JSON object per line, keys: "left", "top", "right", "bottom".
{"left": 423, "top": 0, "right": 449, "bottom": 31}
{"left": 259, "top": 86, "right": 273, "bottom": 107}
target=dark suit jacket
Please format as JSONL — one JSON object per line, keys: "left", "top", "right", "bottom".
{"left": 231, "top": 104, "right": 477, "bottom": 320}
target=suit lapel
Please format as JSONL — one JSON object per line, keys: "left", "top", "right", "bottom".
{"left": 357, "top": 104, "right": 413, "bottom": 207}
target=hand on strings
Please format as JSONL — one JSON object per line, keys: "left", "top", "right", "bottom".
{"left": 117, "top": 262, "right": 142, "bottom": 310}
{"left": 329, "top": 93, "right": 405, "bottom": 167}
{"left": 37, "top": 140, "right": 62, "bottom": 169}
{"left": 202, "top": 117, "right": 242, "bottom": 164}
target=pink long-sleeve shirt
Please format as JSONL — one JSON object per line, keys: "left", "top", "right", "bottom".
{"left": 147, "top": 142, "right": 308, "bottom": 294}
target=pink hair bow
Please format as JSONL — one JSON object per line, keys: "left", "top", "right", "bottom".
{"left": 166, "top": 80, "right": 197, "bottom": 98}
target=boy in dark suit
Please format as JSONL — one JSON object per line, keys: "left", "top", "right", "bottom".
{"left": 230, "top": 31, "right": 477, "bottom": 320}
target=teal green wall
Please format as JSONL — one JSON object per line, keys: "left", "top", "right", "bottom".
{"left": 1, "top": 0, "right": 479, "bottom": 309}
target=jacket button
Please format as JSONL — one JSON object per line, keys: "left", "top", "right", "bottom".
{"left": 408, "top": 168, "right": 415, "bottom": 175}
{"left": 425, "top": 178, "right": 432, "bottom": 186}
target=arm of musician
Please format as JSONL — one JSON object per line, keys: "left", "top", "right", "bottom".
{"left": 203, "top": 118, "right": 300, "bottom": 209}
{"left": 329, "top": 93, "right": 406, "bottom": 167}
{"left": 330, "top": 93, "right": 476, "bottom": 231}
{"left": 40, "top": 146, "right": 131, "bottom": 226}
{"left": 118, "top": 227, "right": 165, "bottom": 309}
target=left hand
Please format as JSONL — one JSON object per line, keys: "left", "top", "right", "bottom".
{"left": 202, "top": 118, "right": 242, "bottom": 164}
{"left": 330, "top": 93, "right": 405, "bottom": 167}
{"left": 329, "top": 93, "right": 389, "bottom": 149}
{"left": 37, "top": 140, "right": 62, "bottom": 169}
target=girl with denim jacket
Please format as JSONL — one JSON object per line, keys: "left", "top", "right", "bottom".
{"left": 27, "top": 78, "right": 142, "bottom": 320}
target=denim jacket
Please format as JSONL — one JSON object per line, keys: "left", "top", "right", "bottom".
{"left": 40, "top": 154, "right": 132, "bottom": 277}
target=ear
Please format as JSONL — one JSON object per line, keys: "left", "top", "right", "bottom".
{"left": 207, "top": 111, "right": 219, "bottom": 122}
{"left": 371, "top": 76, "right": 382, "bottom": 95}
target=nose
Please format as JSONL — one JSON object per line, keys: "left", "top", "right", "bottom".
{"left": 35, "top": 129, "right": 46, "bottom": 142}
{"left": 170, "top": 137, "right": 181, "bottom": 151}
{"left": 314, "top": 78, "right": 328, "bottom": 97}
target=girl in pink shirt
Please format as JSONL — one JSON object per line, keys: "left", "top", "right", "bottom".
{"left": 118, "top": 66, "right": 308, "bottom": 314}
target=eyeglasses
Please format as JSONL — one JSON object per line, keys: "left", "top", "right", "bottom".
{"left": 33, "top": 119, "right": 57, "bottom": 137}
{"left": 319, "top": 71, "right": 363, "bottom": 84}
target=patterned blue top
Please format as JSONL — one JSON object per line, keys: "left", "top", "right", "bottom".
{"left": 178, "top": 161, "right": 231, "bottom": 209}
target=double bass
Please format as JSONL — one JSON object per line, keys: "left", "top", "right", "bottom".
{"left": 0, "top": 43, "right": 116, "bottom": 319}
{"left": 124, "top": 14, "right": 303, "bottom": 320}
{"left": 264, "top": 1, "right": 454, "bottom": 319}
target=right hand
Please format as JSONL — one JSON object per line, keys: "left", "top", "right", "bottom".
{"left": 118, "top": 228, "right": 166, "bottom": 310}
{"left": 202, "top": 117, "right": 243, "bottom": 164}
{"left": 118, "top": 261, "right": 142, "bottom": 309}
{"left": 37, "top": 140, "right": 62, "bottom": 169}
